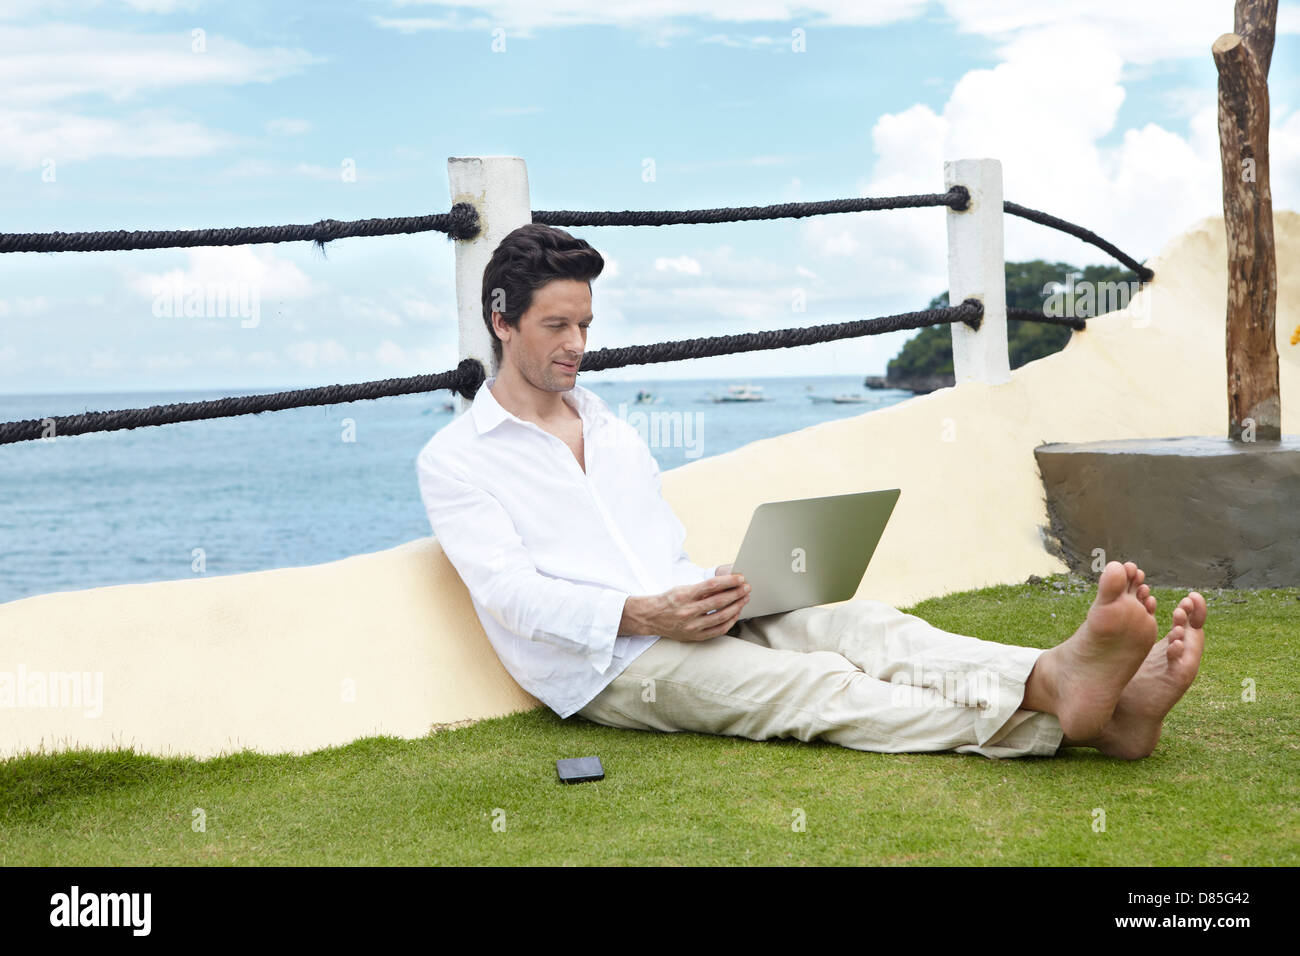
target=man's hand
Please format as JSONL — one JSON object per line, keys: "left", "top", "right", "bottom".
{"left": 714, "top": 563, "right": 734, "bottom": 576}
{"left": 620, "top": 573, "right": 750, "bottom": 643}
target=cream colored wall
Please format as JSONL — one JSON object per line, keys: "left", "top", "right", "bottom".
{"left": 2, "top": 212, "right": 1297, "bottom": 761}
{"left": 674, "top": 211, "right": 1299, "bottom": 608}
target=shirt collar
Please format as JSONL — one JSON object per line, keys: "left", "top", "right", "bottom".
{"left": 470, "top": 374, "right": 602, "bottom": 436}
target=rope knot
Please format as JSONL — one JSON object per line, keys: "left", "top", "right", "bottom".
{"left": 453, "top": 357, "right": 487, "bottom": 400}
{"left": 311, "top": 218, "right": 345, "bottom": 241}
{"left": 446, "top": 203, "right": 482, "bottom": 241}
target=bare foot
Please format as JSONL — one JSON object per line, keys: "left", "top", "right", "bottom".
{"left": 1064, "top": 592, "right": 1208, "bottom": 759}
{"left": 1030, "top": 561, "right": 1159, "bottom": 741}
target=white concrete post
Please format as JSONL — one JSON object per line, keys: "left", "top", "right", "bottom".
{"left": 447, "top": 156, "right": 533, "bottom": 413}
{"left": 944, "top": 158, "right": 1010, "bottom": 385}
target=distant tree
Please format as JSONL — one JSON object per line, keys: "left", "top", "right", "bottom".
{"left": 886, "top": 261, "right": 1136, "bottom": 380}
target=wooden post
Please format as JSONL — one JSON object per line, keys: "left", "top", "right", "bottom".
{"left": 1213, "top": 0, "right": 1280, "bottom": 441}
{"left": 447, "top": 156, "right": 532, "bottom": 413}
{"left": 945, "top": 158, "right": 1010, "bottom": 386}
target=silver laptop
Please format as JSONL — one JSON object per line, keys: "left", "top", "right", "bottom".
{"left": 726, "top": 489, "right": 900, "bottom": 621}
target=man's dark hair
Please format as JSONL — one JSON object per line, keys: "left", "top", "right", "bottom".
{"left": 480, "top": 223, "right": 605, "bottom": 367}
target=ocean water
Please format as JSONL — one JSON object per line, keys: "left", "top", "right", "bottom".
{"left": 0, "top": 374, "right": 912, "bottom": 605}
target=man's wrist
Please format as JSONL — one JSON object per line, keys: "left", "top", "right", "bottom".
{"left": 619, "top": 594, "right": 659, "bottom": 636}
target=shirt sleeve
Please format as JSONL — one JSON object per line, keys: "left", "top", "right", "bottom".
{"left": 639, "top": 441, "right": 717, "bottom": 588}
{"left": 416, "top": 450, "right": 630, "bottom": 674}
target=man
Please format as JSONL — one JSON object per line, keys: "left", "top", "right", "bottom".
{"left": 416, "top": 223, "right": 1207, "bottom": 760}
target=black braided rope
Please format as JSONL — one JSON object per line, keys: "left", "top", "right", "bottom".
{"left": 576, "top": 299, "right": 986, "bottom": 374}
{"left": 0, "top": 185, "right": 1152, "bottom": 283}
{"left": 1004, "top": 201, "right": 1153, "bottom": 281}
{"left": 0, "top": 190, "right": 969, "bottom": 255}
{"left": 0, "top": 358, "right": 486, "bottom": 445}
{"left": 1008, "top": 307, "right": 1086, "bottom": 330}
{"left": 532, "top": 187, "right": 971, "bottom": 228}
{"left": 0, "top": 205, "right": 482, "bottom": 254}
{"left": 0, "top": 301, "right": 993, "bottom": 445}
{"left": 0, "top": 301, "right": 1091, "bottom": 445}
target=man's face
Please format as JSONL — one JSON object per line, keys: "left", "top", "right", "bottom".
{"left": 494, "top": 278, "right": 592, "bottom": 392}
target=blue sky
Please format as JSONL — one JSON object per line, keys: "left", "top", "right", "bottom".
{"left": 3, "top": 0, "right": 1298, "bottom": 394}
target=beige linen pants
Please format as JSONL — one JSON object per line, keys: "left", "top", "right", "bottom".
{"left": 576, "top": 599, "right": 1064, "bottom": 758}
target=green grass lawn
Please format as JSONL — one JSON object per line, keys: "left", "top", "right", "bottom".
{"left": 3, "top": 574, "right": 1297, "bottom": 866}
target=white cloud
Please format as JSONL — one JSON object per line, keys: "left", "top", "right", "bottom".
{"left": 0, "top": 295, "right": 51, "bottom": 314}
{"left": 292, "top": 161, "right": 379, "bottom": 182}
{"left": 940, "top": 0, "right": 1299, "bottom": 66}
{"left": 0, "top": 108, "right": 240, "bottom": 169}
{"left": 587, "top": 242, "right": 824, "bottom": 341}
{"left": 338, "top": 295, "right": 403, "bottom": 327}
{"left": 796, "top": 12, "right": 1300, "bottom": 315}
{"left": 1274, "top": 109, "right": 1300, "bottom": 207}
{"left": 0, "top": 24, "right": 321, "bottom": 105}
{"left": 363, "top": 339, "right": 459, "bottom": 371}
{"left": 1, "top": 0, "right": 203, "bottom": 12}
{"left": 286, "top": 338, "right": 351, "bottom": 368}
{"left": 818, "top": 229, "right": 860, "bottom": 258}
{"left": 246, "top": 350, "right": 279, "bottom": 367}
{"left": 372, "top": 1, "right": 931, "bottom": 34}
{"left": 654, "top": 255, "right": 703, "bottom": 275}
{"left": 140, "top": 351, "right": 196, "bottom": 370}
{"left": 370, "top": 0, "right": 1300, "bottom": 40}
{"left": 399, "top": 296, "right": 451, "bottom": 323}
{"left": 0, "top": 22, "right": 321, "bottom": 168}
{"left": 603, "top": 274, "right": 797, "bottom": 325}
{"left": 127, "top": 247, "right": 318, "bottom": 305}
{"left": 121, "top": 0, "right": 203, "bottom": 11}
{"left": 698, "top": 33, "right": 783, "bottom": 49}
{"left": 371, "top": 17, "right": 460, "bottom": 35}
{"left": 659, "top": 283, "right": 791, "bottom": 321}
{"left": 283, "top": 337, "right": 449, "bottom": 372}
{"left": 293, "top": 162, "right": 344, "bottom": 181}
{"left": 375, "top": 339, "right": 406, "bottom": 365}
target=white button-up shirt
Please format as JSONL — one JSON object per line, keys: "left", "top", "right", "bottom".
{"left": 415, "top": 375, "right": 718, "bottom": 718}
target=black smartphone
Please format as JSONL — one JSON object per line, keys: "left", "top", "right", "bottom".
{"left": 556, "top": 756, "right": 604, "bottom": 784}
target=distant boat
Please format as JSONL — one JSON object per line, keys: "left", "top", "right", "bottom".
{"left": 808, "top": 392, "right": 871, "bottom": 404}
{"left": 633, "top": 389, "right": 662, "bottom": 405}
{"left": 712, "top": 384, "right": 766, "bottom": 403}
